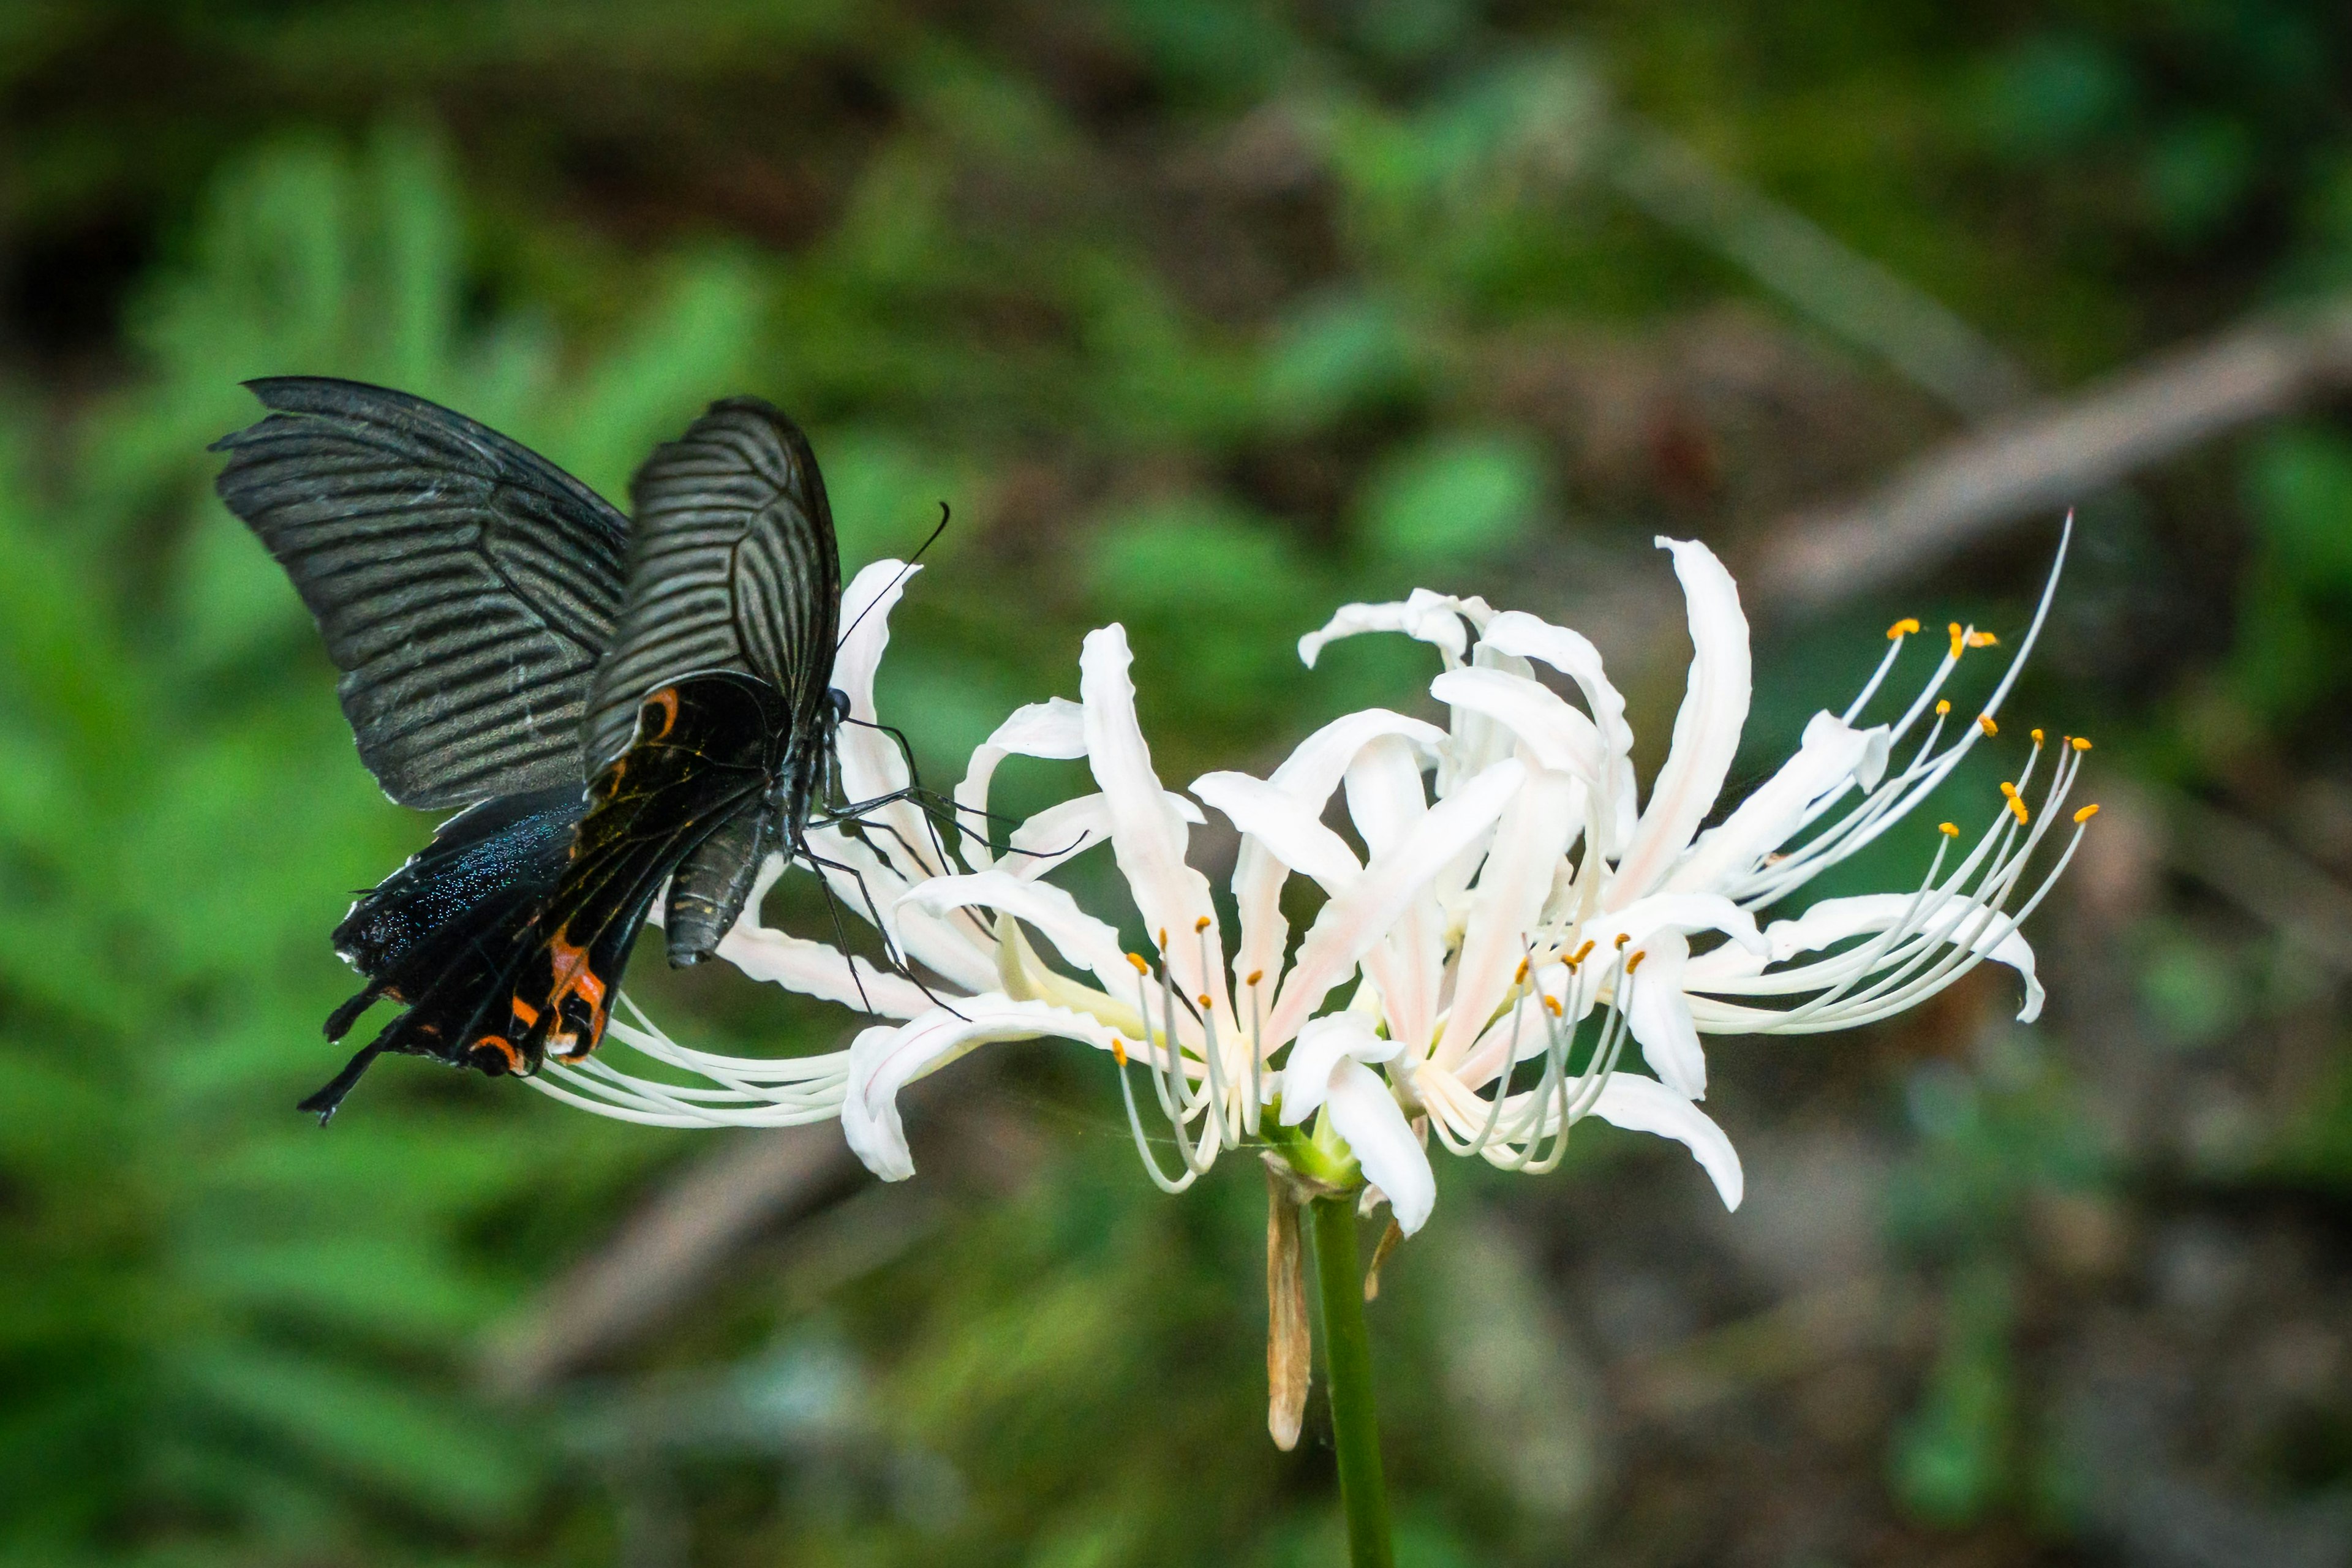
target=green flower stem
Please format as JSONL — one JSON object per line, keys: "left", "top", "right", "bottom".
{"left": 1311, "top": 1194, "right": 1395, "bottom": 1568}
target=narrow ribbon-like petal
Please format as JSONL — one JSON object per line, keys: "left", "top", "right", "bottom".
{"left": 1325, "top": 1059, "right": 1436, "bottom": 1235}
{"left": 1608, "top": 537, "right": 1752, "bottom": 909}
{"left": 1082, "top": 625, "right": 1229, "bottom": 1023}
{"left": 717, "top": 923, "right": 934, "bottom": 1019}
{"left": 1589, "top": 1072, "right": 1744, "bottom": 1210}
{"left": 1297, "top": 589, "right": 1496, "bottom": 669}
{"left": 954, "top": 696, "right": 1088, "bottom": 867}
{"left": 1664, "top": 710, "right": 1887, "bottom": 895}
{"left": 1433, "top": 764, "right": 1579, "bottom": 1068}
{"left": 1194, "top": 771, "right": 1363, "bottom": 892}
{"left": 829, "top": 559, "right": 945, "bottom": 883}
{"left": 1266, "top": 758, "right": 1525, "bottom": 1047}
{"left": 1430, "top": 667, "right": 1607, "bottom": 784}
{"left": 1621, "top": 930, "right": 1706, "bottom": 1098}
{"left": 1581, "top": 893, "right": 1766, "bottom": 956}
{"left": 1226, "top": 710, "right": 1445, "bottom": 1000}
{"left": 902, "top": 870, "right": 1135, "bottom": 1003}
{"left": 1743, "top": 891, "right": 2044, "bottom": 1022}
{"left": 1477, "top": 610, "right": 1637, "bottom": 850}
{"left": 842, "top": 998, "right": 1129, "bottom": 1180}
{"left": 1278, "top": 1011, "right": 1401, "bottom": 1125}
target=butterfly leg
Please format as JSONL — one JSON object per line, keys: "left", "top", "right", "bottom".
{"left": 790, "top": 831, "right": 969, "bottom": 1022}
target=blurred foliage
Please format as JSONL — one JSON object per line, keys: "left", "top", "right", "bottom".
{"left": 7, "top": 0, "right": 2352, "bottom": 1564}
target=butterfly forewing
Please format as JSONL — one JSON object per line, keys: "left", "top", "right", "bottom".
{"left": 581, "top": 398, "right": 842, "bottom": 773}
{"left": 211, "top": 377, "right": 631, "bottom": 809}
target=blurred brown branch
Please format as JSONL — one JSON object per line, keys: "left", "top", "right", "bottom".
{"left": 2163, "top": 793, "right": 2352, "bottom": 974}
{"left": 1751, "top": 299, "right": 2352, "bottom": 616}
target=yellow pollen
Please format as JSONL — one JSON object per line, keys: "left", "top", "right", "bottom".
{"left": 2007, "top": 795, "right": 2030, "bottom": 825}
{"left": 1194, "top": 915, "right": 1210, "bottom": 933}
{"left": 1513, "top": 957, "right": 1529, "bottom": 984}
{"left": 1613, "top": 932, "right": 1631, "bottom": 948}
{"left": 1966, "top": 630, "right": 1999, "bottom": 649}
{"left": 1126, "top": 952, "right": 1150, "bottom": 973}
{"left": 1626, "top": 950, "right": 1648, "bottom": 973}
{"left": 1936, "top": 699, "right": 1951, "bottom": 715}
{"left": 1888, "top": 617, "right": 1921, "bottom": 639}
{"left": 1939, "top": 822, "right": 1959, "bottom": 837}
{"left": 1245, "top": 968, "right": 1264, "bottom": 987}
{"left": 1977, "top": 714, "right": 1998, "bottom": 737}
{"left": 1570, "top": 940, "right": 1596, "bottom": 965}
{"left": 2070, "top": 736, "right": 2092, "bottom": 752}
{"left": 1113, "top": 1039, "right": 1128, "bottom": 1067}
{"left": 1197, "top": 993, "right": 1212, "bottom": 1009}
{"left": 2074, "top": 803, "right": 2101, "bottom": 823}
{"left": 1157, "top": 928, "right": 1169, "bottom": 948}
{"left": 1948, "top": 622, "right": 1965, "bottom": 657}
{"left": 1542, "top": 995, "right": 1563, "bottom": 1016}
{"left": 1999, "top": 781, "right": 2018, "bottom": 797}
{"left": 2031, "top": 728, "right": 2045, "bottom": 744}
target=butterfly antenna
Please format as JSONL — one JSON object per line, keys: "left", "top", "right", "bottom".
{"left": 834, "top": 502, "right": 953, "bottom": 653}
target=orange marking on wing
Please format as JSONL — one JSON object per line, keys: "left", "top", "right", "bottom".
{"left": 510, "top": 997, "right": 541, "bottom": 1028}
{"left": 545, "top": 929, "right": 611, "bottom": 1061}
{"left": 471, "top": 1034, "right": 526, "bottom": 1074}
{"left": 644, "top": 687, "right": 680, "bottom": 741}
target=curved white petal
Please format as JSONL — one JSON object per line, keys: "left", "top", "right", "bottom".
{"left": 902, "top": 870, "right": 1133, "bottom": 1000}
{"left": 1227, "top": 709, "right": 1447, "bottom": 998}
{"left": 1193, "top": 771, "right": 1363, "bottom": 892}
{"left": 1001, "top": 790, "right": 1202, "bottom": 881}
{"left": 954, "top": 696, "right": 1088, "bottom": 867}
{"left": 1478, "top": 611, "right": 1633, "bottom": 758}
{"left": 1297, "top": 589, "right": 1496, "bottom": 669}
{"left": 1344, "top": 736, "right": 1446, "bottom": 1050}
{"left": 1589, "top": 1072, "right": 1744, "bottom": 1210}
{"left": 717, "top": 923, "right": 934, "bottom": 1019}
{"left": 1266, "top": 758, "right": 1525, "bottom": 1047}
{"left": 1433, "top": 765, "right": 1579, "bottom": 1068}
{"left": 1665, "top": 710, "right": 1887, "bottom": 895}
{"left": 829, "top": 558, "right": 950, "bottom": 882}
{"left": 1429, "top": 667, "right": 1605, "bottom": 783}
{"left": 1278, "top": 1011, "right": 1401, "bottom": 1125}
{"left": 1608, "top": 538, "right": 1751, "bottom": 909}
{"left": 1341, "top": 734, "right": 1431, "bottom": 858}
{"left": 842, "top": 998, "right": 1129, "bottom": 1180}
{"left": 1621, "top": 931, "right": 1706, "bottom": 1098}
{"left": 1476, "top": 610, "right": 1637, "bottom": 845}
{"left": 1583, "top": 893, "right": 1766, "bottom": 956}
{"left": 1325, "top": 1058, "right": 1436, "bottom": 1235}
{"left": 1081, "top": 626, "right": 1227, "bottom": 1021}
{"left": 1751, "top": 892, "right": 2045, "bottom": 1022}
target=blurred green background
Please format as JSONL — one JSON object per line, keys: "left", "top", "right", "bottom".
{"left": 9, "top": 2, "right": 2352, "bottom": 1564}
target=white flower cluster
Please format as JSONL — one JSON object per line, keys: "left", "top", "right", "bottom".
{"left": 533, "top": 536, "right": 2092, "bottom": 1238}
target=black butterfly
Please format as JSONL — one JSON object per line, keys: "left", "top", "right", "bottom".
{"left": 214, "top": 377, "right": 921, "bottom": 1119}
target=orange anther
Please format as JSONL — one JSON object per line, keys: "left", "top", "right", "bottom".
{"left": 1977, "top": 714, "right": 1998, "bottom": 737}
{"left": 1887, "top": 617, "right": 1921, "bottom": 639}
{"left": 2073, "top": 803, "right": 2101, "bottom": 824}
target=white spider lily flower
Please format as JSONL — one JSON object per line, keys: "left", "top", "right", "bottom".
{"left": 519, "top": 557, "right": 1147, "bottom": 1130}
{"left": 1277, "top": 526, "right": 2092, "bottom": 1221}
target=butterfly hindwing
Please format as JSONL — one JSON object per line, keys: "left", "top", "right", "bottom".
{"left": 491, "top": 673, "right": 790, "bottom": 1069}
{"left": 211, "top": 377, "right": 631, "bottom": 809}
{"left": 580, "top": 398, "right": 842, "bottom": 774}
